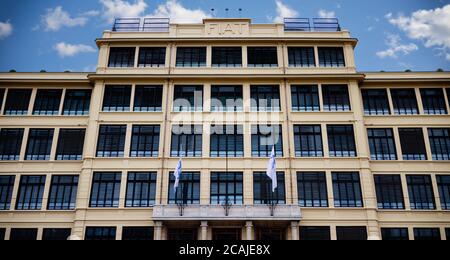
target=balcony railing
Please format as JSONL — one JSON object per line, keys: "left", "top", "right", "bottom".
{"left": 284, "top": 18, "right": 341, "bottom": 32}
{"left": 152, "top": 204, "right": 301, "bottom": 221}
{"left": 112, "top": 18, "right": 170, "bottom": 32}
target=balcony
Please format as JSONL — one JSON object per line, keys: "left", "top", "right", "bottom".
{"left": 152, "top": 204, "right": 301, "bottom": 221}
{"left": 112, "top": 18, "right": 170, "bottom": 32}
{"left": 284, "top": 18, "right": 341, "bottom": 32}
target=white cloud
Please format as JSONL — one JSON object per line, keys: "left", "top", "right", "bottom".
{"left": 147, "top": 0, "right": 210, "bottom": 23}
{"left": 0, "top": 21, "right": 13, "bottom": 39}
{"left": 376, "top": 34, "right": 418, "bottom": 59}
{"left": 100, "top": 0, "right": 148, "bottom": 23}
{"left": 386, "top": 4, "right": 450, "bottom": 60}
{"left": 43, "top": 6, "right": 90, "bottom": 31}
{"left": 271, "top": 0, "right": 299, "bottom": 23}
{"left": 54, "top": 42, "right": 96, "bottom": 58}
{"left": 318, "top": 9, "right": 336, "bottom": 18}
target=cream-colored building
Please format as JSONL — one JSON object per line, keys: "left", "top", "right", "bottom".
{"left": 0, "top": 18, "right": 449, "bottom": 241}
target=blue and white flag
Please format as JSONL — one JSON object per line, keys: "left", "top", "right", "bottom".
{"left": 266, "top": 146, "right": 278, "bottom": 192}
{"left": 173, "top": 158, "right": 182, "bottom": 192}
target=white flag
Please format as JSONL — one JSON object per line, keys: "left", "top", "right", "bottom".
{"left": 266, "top": 146, "right": 278, "bottom": 192}
{"left": 173, "top": 158, "right": 182, "bottom": 192}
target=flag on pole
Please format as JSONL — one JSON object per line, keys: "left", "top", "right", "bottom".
{"left": 173, "top": 158, "right": 182, "bottom": 192}
{"left": 266, "top": 146, "right": 278, "bottom": 192}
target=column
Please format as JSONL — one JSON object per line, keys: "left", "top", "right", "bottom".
{"left": 154, "top": 221, "right": 163, "bottom": 240}
{"left": 201, "top": 221, "right": 208, "bottom": 240}
{"left": 245, "top": 221, "right": 253, "bottom": 240}
{"left": 290, "top": 221, "right": 299, "bottom": 240}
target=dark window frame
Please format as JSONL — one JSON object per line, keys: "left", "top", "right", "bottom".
{"left": 381, "top": 228, "right": 409, "bottom": 241}
{"left": 168, "top": 172, "right": 201, "bottom": 205}
{"left": 294, "top": 125, "right": 323, "bottom": 157}
{"left": 176, "top": 47, "right": 206, "bottom": 67}
{"left": 0, "top": 175, "right": 15, "bottom": 210}
{"left": 414, "top": 228, "right": 441, "bottom": 241}
{"left": 367, "top": 128, "right": 397, "bottom": 160}
{"left": 122, "top": 227, "right": 154, "bottom": 240}
{"left": 288, "top": 47, "right": 316, "bottom": 67}
{"left": 428, "top": 128, "right": 450, "bottom": 160}
{"left": 42, "top": 228, "right": 72, "bottom": 241}
{"left": 9, "top": 228, "right": 38, "bottom": 241}
{"left": 133, "top": 85, "right": 163, "bottom": 112}
{"left": 0, "top": 128, "right": 24, "bottom": 161}
{"left": 130, "top": 125, "right": 160, "bottom": 157}
{"left": 89, "top": 172, "right": 121, "bottom": 208}
{"left": 85, "top": 227, "right": 117, "bottom": 240}
{"left": 211, "top": 85, "right": 243, "bottom": 112}
{"left": 4, "top": 89, "right": 32, "bottom": 116}
{"left": 212, "top": 47, "right": 242, "bottom": 67}
{"left": 318, "top": 47, "right": 345, "bottom": 67}
{"left": 138, "top": 47, "right": 166, "bottom": 67}
{"left": 173, "top": 85, "right": 204, "bottom": 112}
{"left": 250, "top": 85, "right": 281, "bottom": 112}
{"left": 16, "top": 175, "right": 46, "bottom": 210}
{"left": 251, "top": 125, "right": 284, "bottom": 157}
{"left": 322, "top": 85, "right": 351, "bottom": 112}
{"left": 125, "top": 172, "right": 157, "bottom": 207}
{"left": 362, "top": 89, "right": 391, "bottom": 115}
{"left": 437, "top": 175, "right": 450, "bottom": 210}
{"left": 25, "top": 129, "right": 54, "bottom": 161}
{"left": 96, "top": 125, "right": 127, "bottom": 158}
{"left": 297, "top": 172, "right": 328, "bottom": 207}
{"left": 407, "top": 175, "right": 436, "bottom": 210}
{"left": 420, "top": 88, "right": 448, "bottom": 115}
{"left": 102, "top": 85, "right": 131, "bottom": 112}
{"left": 327, "top": 125, "right": 357, "bottom": 157}
{"left": 170, "top": 125, "right": 203, "bottom": 157}
{"left": 32, "top": 89, "right": 63, "bottom": 116}
{"left": 210, "top": 172, "right": 244, "bottom": 205}
{"left": 336, "top": 227, "right": 367, "bottom": 241}
{"left": 332, "top": 172, "right": 363, "bottom": 208}
{"left": 108, "top": 47, "right": 135, "bottom": 68}
{"left": 247, "top": 47, "right": 278, "bottom": 67}
{"left": 56, "top": 129, "right": 86, "bottom": 160}
{"left": 374, "top": 175, "right": 405, "bottom": 209}
{"left": 291, "top": 85, "right": 320, "bottom": 112}
{"left": 47, "top": 175, "right": 79, "bottom": 210}
{"left": 62, "top": 89, "right": 92, "bottom": 116}
{"left": 391, "top": 89, "right": 419, "bottom": 115}
{"left": 399, "top": 128, "right": 427, "bottom": 160}
{"left": 210, "top": 125, "right": 244, "bottom": 157}
{"left": 253, "top": 172, "right": 286, "bottom": 205}
{"left": 299, "top": 227, "right": 331, "bottom": 241}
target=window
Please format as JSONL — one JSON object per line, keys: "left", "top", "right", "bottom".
{"left": 414, "top": 228, "right": 441, "bottom": 241}
{"left": 336, "top": 227, "right": 367, "bottom": 241}
{"left": 322, "top": 85, "right": 351, "bottom": 111}
{"left": 297, "top": 172, "right": 328, "bottom": 207}
{"left": 90, "top": 172, "right": 121, "bottom": 208}
{"left": 333, "top": 172, "right": 363, "bottom": 208}
{"left": 374, "top": 175, "right": 404, "bottom": 209}
{"left": 299, "top": 227, "right": 331, "bottom": 241}
{"left": 251, "top": 125, "right": 283, "bottom": 157}
{"left": 437, "top": 175, "right": 450, "bottom": 210}
{"left": 0, "top": 228, "right": 4, "bottom": 240}
{"left": 42, "top": 228, "right": 71, "bottom": 241}
{"left": 122, "top": 227, "right": 154, "bottom": 240}
{"left": 96, "top": 125, "right": 127, "bottom": 157}
{"left": 138, "top": 47, "right": 166, "bottom": 67}
{"left": 56, "top": 129, "right": 86, "bottom": 160}
{"left": 318, "top": 47, "right": 345, "bottom": 67}
{"left": 85, "top": 227, "right": 116, "bottom": 240}
{"left": 294, "top": 125, "right": 323, "bottom": 157}
{"left": 212, "top": 47, "right": 242, "bottom": 67}
{"left": 420, "top": 88, "right": 447, "bottom": 115}
{"left": 428, "top": 128, "right": 450, "bottom": 160}
{"left": 0, "top": 128, "right": 24, "bottom": 160}
{"left": 257, "top": 229, "right": 285, "bottom": 241}
{"left": 250, "top": 85, "right": 281, "bottom": 112}
{"left": 168, "top": 229, "right": 198, "bottom": 240}
{"left": 130, "top": 125, "right": 160, "bottom": 157}
{"left": 390, "top": 89, "right": 419, "bottom": 115}
{"left": 170, "top": 125, "right": 203, "bottom": 157}
{"left": 399, "top": 128, "right": 427, "bottom": 160}
{"left": 247, "top": 47, "right": 278, "bottom": 67}
{"left": 62, "top": 89, "right": 91, "bottom": 116}
{"left": 211, "top": 85, "right": 243, "bottom": 112}
{"left": 446, "top": 228, "right": 450, "bottom": 240}
{"left": 9, "top": 228, "right": 38, "bottom": 241}
{"left": 47, "top": 175, "right": 79, "bottom": 210}
{"left": 108, "top": 47, "right": 135, "bottom": 68}
{"left": 173, "top": 85, "right": 203, "bottom": 112}
{"left": 134, "top": 85, "right": 163, "bottom": 112}
{"left": 25, "top": 129, "right": 54, "bottom": 160}
{"left": 176, "top": 47, "right": 206, "bottom": 67}
{"left": 210, "top": 172, "right": 243, "bottom": 205}
{"left": 327, "top": 125, "right": 357, "bottom": 157}
{"left": 125, "top": 172, "right": 157, "bottom": 207}
{"left": 4, "top": 89, "right": 32, "bottom": 115}
{"left": 288, "top": 47, "right": 315, "bottom": 67}
{"left": 33, "top": 89, "right": 62, "bottom": 115}
{"left": 367, "top": 128, "right": 397, "bottom": 160}
{"left": 210, "top": 125, "right": 244, "bottom": 157}
{"left": 253, "top": 172, "right": 286, "bottom": 204}
{"left": 0, "top": 176, "right": 15, "bottom": 210}
{"left": 0, "top": 89, "right": 4, "bottom": 109}
{"left": 407, "top": 175, "right": 435, "bottom": 210}
{"left": 381, "top": 228, "right": 409, "bottom": 241}
{"left": 16, "top": 175, "right": 46, "bottom": 210}
{"left": 291, "top": 85, "right": 320, "bottom": 112}
{"left": 168, "top": 172, "right": 200, "bottom": 204}
{"left": 102, "top": 85, "right": 131, "bottom": 112}
{"left": 362, "top": 89, "right": 391, "bottom": 115}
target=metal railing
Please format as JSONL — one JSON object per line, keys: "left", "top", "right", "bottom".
{"left": 284, "top": 18, "right": 341, "bottom": 32}
{"left": 112, "top": 18, "right": 170, "bottom": 32}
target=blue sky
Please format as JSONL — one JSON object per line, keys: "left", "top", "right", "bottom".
{"left": 0, "top": 0, "right": 449, "bottom": 72}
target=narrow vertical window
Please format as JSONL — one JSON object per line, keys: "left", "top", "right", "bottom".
{"left": 47, "top": 175, "right": 79, "bottom": 210}
{"left": 390, "top": 89, "right": 419, "bottom": 115}
{"left": 294, "top": 125, "right": 323, "bottom": 157}
{"left": 130, "top": 125, "right": 160, "bottom": 157}
{"left": 251, "top": 125, "right": 283, "bottom": 157}
{"left": 96, "top": 125, "right": 127, "bottom": 157}
{"left": 367, "top": 128, "right": 397, "bottom": 160}
{"left": 428, "top": 128, "right": 450, "bottom": 160}
{"left": 176, "top": 47, "right": 206, "bottom": 67}
{"left": 168, "top": 172, "right": 200, "bottom": 204}
{"left": 125, "top": 172, "right": 157, "bottom": 207}
{"left": 33, "top": 89, "right": 62, "bottom": 115}
{"left": 4, "top": 89, "right": 32, "bottom": 115}
{"left": 322, "top": 85, "right": 351, "bottom": 111}
{"left": 89, "top": 172, "right": 121, "bottom": 208}
{"left": 173, "top": 85, "right": 203, "bottom": 112}
{"left": 0, "top": 175, "right": 15, "bottom": 210}
{"left": 297, "top": 172, "right": 328, "bottom": 207}
{"left": 420, "top": 88, "right": 447, "bottom": 115}
{"left": 253, "top": 172, "right": 286, "bottom": 204}
{"left": 102, "top": 85, "right": 131, "bottom": 112}
{"left": 327, "top": 125, "right": 357, "bottom": 157}
{"left": 362, "top": 89, "right": 390, "bottom": 115}
{"left": 0, "top": 128, "right": 24, "bottom": 160}
{"left": 170, "top": 125, "right": 203, "bottom": 157}
{"left": 134, "top": 85, "right": 163, "bottom": 112}
{"left": 399, "top": 128, "right": 427, "bottom": 160}
{"left": 288, "top": 47, "right": 316, "bottom": 67}
{"left": 108, "top": 47, "right": 135, "bottom": 68}
{"left": 210, "top": 125, "right": 244, "bottom": 157}
{"left": 25, "top": 129, "right": 54, "bottom": 160}
{"left": 56, "top": 129, "right": 86, "bottom": 160}
{"left": 138, "top": 47, "right": 166, "bottom": 67}
{"left": 318, "top": 47, "right": 345, "bottom": 67}
{"left": 437, "top": 175, "right": 450, "bottom": 210}
{"left": 250, "top": 85, "right": 281, "bottom": 112}
{"left": 16, "top": 175, "right": 46, "bottom": 210}
{"left": 291, "top": 85, "right": 320, "bottom": 112}
{"left": 407, "top": 175, "right": 435, "bottom": 210}
{"left": 62, "top": 89, "right": 91, "bottom": 116}
{"left": 332, "top": 172, "right": 363, "bottom": 208}
{"left": 374, "top": 175, "right": 404, "bottom": 209}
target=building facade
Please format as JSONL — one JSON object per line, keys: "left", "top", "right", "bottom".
{"left": 0, "top": 18, "right": 449, "bottom": 241}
